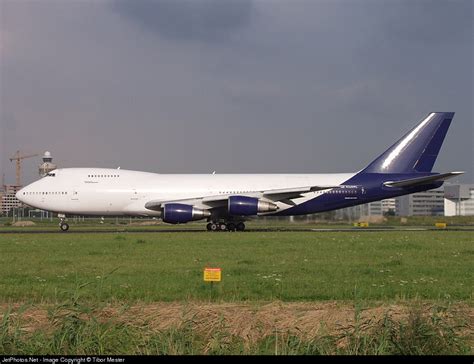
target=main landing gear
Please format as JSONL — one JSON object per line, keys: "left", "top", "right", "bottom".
{"left": 58, "top": 214, "right": 69, "bottom": 232}
{"left": 206, "top": 221, "right": 246, "bottom": 232}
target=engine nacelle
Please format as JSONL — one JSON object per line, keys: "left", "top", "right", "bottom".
{"left": 228, "top": 196, "right": 278, "bottom": 216}
{"left": 162, "top": 203, "right": 211, "bottom": 224}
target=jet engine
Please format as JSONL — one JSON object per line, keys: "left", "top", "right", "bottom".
{"left": 228, "top": 196, "right": 278, "bottom": 216}
{"left": 162, "top": 203, "right": 211, "bottom": 224}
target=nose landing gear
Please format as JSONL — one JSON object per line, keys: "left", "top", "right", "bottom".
{"left": 58, "top": 214, "right": 69, "bottom": 232}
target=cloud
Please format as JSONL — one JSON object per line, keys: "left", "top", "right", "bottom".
{"left": 0, "top": 116, "right": 3, "bottom": 178}
{"left": 0, "top": 0, "right": 472, "bottom": 183}
{"left": 377, "top": 0, "right": 472, "bottom": 45}
{"left": 112, "top": 0, "right": 254, "bottom": 42}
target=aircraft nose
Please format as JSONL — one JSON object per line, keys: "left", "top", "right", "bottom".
{"left": 16, "top": 188, "right": 26, "bottom": 203}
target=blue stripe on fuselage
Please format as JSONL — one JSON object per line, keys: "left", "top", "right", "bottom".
{"left": 272, "top": 173, "right": 443, "bottom": 216}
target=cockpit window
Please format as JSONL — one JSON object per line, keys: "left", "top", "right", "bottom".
{"left": 46, "top": 173, "right": 56, "bottom": 177}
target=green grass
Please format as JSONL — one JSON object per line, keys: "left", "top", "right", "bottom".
{"left": 0, "top": 231, "right": 472, "bottom": 303}
{"left": 1, "top": 230, "right": 472, "bottom": 355}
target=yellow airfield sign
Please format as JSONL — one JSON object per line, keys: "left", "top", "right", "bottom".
{"left": 354, "top": 222, "right": 369, "bottom": 227}
{"left": 204, "top": 267, "right": 222, "bottom": 282}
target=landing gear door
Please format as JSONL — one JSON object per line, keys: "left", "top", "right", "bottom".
{"left": 131, "top": 189, "right": 138, "bottom": 201}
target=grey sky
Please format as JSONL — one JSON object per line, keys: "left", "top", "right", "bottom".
{"left": 0, "top": 0, "right": 472, "bottom": 186}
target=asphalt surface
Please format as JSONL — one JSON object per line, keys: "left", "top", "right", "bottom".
{"left": 0, "top": 227, "right": 473, "bottom": 234}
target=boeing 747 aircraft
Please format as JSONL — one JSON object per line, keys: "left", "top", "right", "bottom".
{"left": 17, "top": 112, "right": 463, "bottom": 231}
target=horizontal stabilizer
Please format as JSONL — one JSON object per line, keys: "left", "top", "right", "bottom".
{"left": 383, "top": 171, "right": 464, "bottom": 188}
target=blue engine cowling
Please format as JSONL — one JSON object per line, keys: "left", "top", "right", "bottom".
{"left": 163, "top": 203, "right": 210, "bottom": 224}
{"left": 228, "top": 196, "right": 278, "bottom": 216}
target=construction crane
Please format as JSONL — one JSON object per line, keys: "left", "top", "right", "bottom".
{"left": 9, "top": 150, "right": 39, "bottom": 187}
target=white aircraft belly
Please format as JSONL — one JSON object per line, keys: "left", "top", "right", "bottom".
{"left": 17, "top": 168, "right": 355, "bottom": 216}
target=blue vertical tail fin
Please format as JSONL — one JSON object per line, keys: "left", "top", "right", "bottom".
{"left": 361, "top": 112, "right": 454, "bottom": 174}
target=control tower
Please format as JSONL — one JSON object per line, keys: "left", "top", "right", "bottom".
{"left": 39, "top": 151, "right": 57, "bottom": 177}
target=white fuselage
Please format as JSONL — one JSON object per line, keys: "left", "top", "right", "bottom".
{"left": 17, "top": 168, "right": 355, "bottom": 216}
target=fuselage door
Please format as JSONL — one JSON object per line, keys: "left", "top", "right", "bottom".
{"left": 71, "top": 189, "right": 79, "bottom": 201}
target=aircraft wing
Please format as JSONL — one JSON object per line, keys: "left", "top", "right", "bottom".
{"left": 144, "top": 185, "right": 340, "bottom": 211}
{"left": 261, "top": 185, "right": 340, "bottom": 202}
{"left": 383, "top": 171, "right": 464, "bottom": 188}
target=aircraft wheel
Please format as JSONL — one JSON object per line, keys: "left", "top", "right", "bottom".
{"left": 227, "top": 222, "right": 236, "bottom": 232}
{"left": 219, "top": 223, "right": 227, "bottom": 231}
{"left": 210, "top": 223, "right": 219, "bottom": 232}
{"left": 236, "top": 222, "right": 245, "bottom": 232}
{"left": 60, "top": 223, "right": 69, "bottom": 232}
{"left": 206, "top": 223, "right": 212, "bottom": 231}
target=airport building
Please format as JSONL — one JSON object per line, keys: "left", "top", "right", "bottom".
{"left": 337, "top": 190, "right": 450, "bottom": 219}
{"left": 1, "top": 184, "right": 23, "bottom": 215}
{"left": 336, "top": 200, "right": 385, "bottom": 221}
{"left": 444, "top": 184, "right": 474, "bottom": 216}
{"left": 382, "top": 198, "right": 397, "bottom": 215}
{"left": 396, "top": 188, "right": 445, "bottom": 216}
{"left": 39, "top": 151, "right": 57, "bottom": 177}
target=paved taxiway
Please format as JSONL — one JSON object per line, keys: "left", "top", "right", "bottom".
{"left": 0, "top": 227, "right": 473, "bottom": 234}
